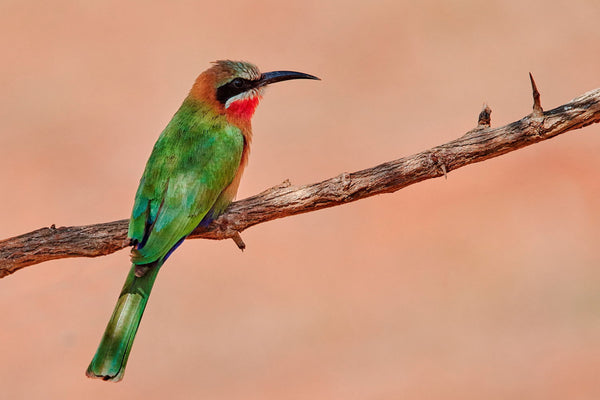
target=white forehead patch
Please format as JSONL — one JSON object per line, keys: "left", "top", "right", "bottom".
{"left": 236, "top": 64, "right": 261, "bottom": 81}
{"left": 214, "top": 60, "right": 261, "bottom": 81}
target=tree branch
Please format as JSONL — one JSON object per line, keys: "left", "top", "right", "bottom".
{"left": 2, "top": 79, "right": 600, "bottom": 278}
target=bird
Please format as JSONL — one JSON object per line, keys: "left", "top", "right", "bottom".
{"left": 86, "top": 60, "right": 319, "bottom": 382}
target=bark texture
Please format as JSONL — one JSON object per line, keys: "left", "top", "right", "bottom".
{"left": 1, "top": 80, "right": 599, "bottom": 278}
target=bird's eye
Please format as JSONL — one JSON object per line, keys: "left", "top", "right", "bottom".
{"left": 231, "top": 78, "right": 244, "bottom": 88}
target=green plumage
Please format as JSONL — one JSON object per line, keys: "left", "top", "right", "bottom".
{"left": 86, "top": 97, "right": 244, "bottom": 381}
{"left": 86, "top": 60, "right": 318, "bottom": 382}
{"left": 86, "top": 263, "right": 161, "bottom": 381}
{"left": 129, "top": 99, "right": 243, "bottom": 264}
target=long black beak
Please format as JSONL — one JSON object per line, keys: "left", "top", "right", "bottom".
{"left": 257, "top": 70, "right": 320, "bottom": 87}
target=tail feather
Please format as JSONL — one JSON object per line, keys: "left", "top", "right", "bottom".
{"left": 86, "top": 262, "right": 162, "bottom": 382}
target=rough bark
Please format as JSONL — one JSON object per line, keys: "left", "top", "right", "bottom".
{"left": 1, "top": 78, "right": 599, "bottom": 278}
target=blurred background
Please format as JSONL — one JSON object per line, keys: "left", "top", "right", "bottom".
{"left": 1, "top": 0, "right": 599, "bottom": 399}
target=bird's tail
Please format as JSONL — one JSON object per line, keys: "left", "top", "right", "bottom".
{"left": 86, "top": 261, "right": 162, "bottom": 382}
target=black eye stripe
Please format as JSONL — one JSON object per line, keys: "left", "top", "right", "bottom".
{"left": 216, "top": 78, "right": 256, "bottom": 104}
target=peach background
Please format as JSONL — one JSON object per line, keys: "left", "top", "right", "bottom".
{"left": 1, "top": 1, "right": 600, "bottom": 399}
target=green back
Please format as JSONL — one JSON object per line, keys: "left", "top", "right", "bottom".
{"left": 128, "top": 98, "right": 244, "bottom": 264}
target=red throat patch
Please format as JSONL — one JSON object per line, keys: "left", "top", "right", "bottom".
{"left": 226, "top": 96, "right": 260, "bottom": 121}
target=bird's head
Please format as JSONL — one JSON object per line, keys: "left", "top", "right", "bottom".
{"left": 190, "top": 60, "right": 319, "bottom": 122}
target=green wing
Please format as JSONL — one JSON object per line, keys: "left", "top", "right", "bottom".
{"left": 128, "top": 101, "right": 244, "bottom": 265}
